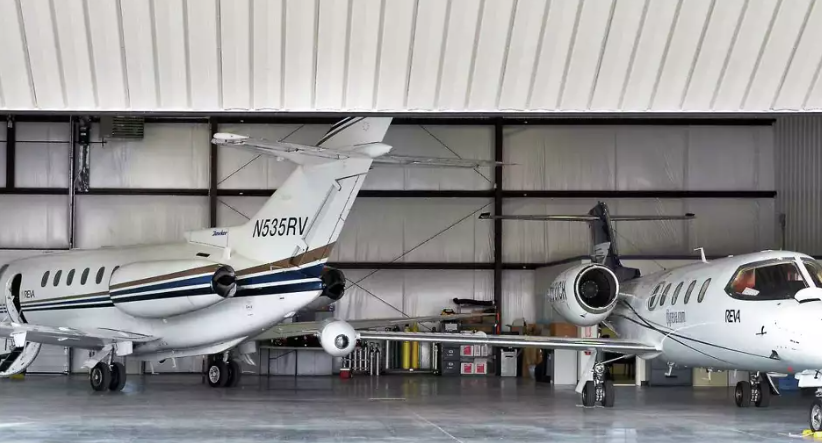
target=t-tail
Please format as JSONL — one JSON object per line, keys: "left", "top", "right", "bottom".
{"left": 479, "top": 202, "right": 695, "bottom": 282}
{"left": 188, "top": 117, "right": 393, "bottom": 265}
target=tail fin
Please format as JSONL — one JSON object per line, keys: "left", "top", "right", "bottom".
{"left": 587, "top": 202, "right": 640, "bottom": 282}
{"left": 189, "top": 117, "right": 391, "bottom": 265}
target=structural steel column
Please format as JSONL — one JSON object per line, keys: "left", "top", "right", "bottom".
{"left": 6, "top": 117, "right": 14, "bottom": 189}
{"left": 493, "top": 120, "right": 503, "bottom": 334}
{"left": 208, "top": 119, "right": 219, "bottom": 228}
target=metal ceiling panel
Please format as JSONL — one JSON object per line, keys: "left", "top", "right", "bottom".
{"left": 2, "top": 0, "right": 821, "bottom": 113}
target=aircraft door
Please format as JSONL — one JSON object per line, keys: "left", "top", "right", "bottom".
{"left": 4, "top": 269, "right": 26, "bottom": 324}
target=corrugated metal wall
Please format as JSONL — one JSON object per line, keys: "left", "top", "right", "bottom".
{"left": 775, "top": 115, "right": 822, "bottom": 255}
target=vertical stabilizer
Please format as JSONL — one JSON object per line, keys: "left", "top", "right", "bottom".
{"left": 587, "top": 202, "right": 640, "bottom": 282}
{"left": 191, "top": 117, "right": 392, "bottom": 265}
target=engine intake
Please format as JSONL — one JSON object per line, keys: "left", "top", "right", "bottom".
{"left": 547, "top": 263, "right": 619, "bottom": 326}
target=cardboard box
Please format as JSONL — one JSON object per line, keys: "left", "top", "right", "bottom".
{"left": 550, "top": 322, "right": 578, "bottom": 338}
{"left": 474, "top": 358, "right": 487, "bottom": 375}
{"left": 461, "top": 362, "right": 475, "bottom": 374}
{"left": 460, "top": 344, "right": 474, "bottom": 357}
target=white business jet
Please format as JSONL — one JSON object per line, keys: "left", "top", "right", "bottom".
{"left": 0, "top": 117, "right": 493, "bottom": 391}
{"left": 356, "top": 203, "right": 822, "bottom": 431}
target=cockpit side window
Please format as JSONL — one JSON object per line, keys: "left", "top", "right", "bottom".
{"left": 648, "top": 283, "right": 663, "bottom": 310}
{"left": 671, "top": 282, "right": 683, "bottom": 305}
{"left": 658, "top": 283, "right": 672, "bottom": 306}
{"left": 802, "top": 259, "right": 822, "bottom": 287}
{"left": 683, "top": 280, "right": 697, "bottom": 304}
{"left": 725, "top": 260, "right": 808, "bottom": 301}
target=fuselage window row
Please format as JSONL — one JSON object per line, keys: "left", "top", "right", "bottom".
{"left": 39, "top": 266, "right": 107, "bottom": 288}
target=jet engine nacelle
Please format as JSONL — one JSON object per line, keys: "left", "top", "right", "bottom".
{"left": 109, "top": 260, "right": 237, "bottom": 319}
{"left": 548, "top": 263, "right": 619, "bottom": 327}
{"left": 318, "top": 319, "right": 357, "bottom": 357}
{"left": 300, "top": 267, "right": 346, "bottom": 312}
{"left": 0, "top": 341, "right": 41, "bottom": 377}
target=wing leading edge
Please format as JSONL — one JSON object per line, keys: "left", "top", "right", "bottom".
{"left": 358, "top": 331, "right": 659, "bottom": 356}
{"left": 0, "top": 321, "right": 157, "bottom": 350}
{"left": 255, "top": 314, "right": 492, "bottom": 341}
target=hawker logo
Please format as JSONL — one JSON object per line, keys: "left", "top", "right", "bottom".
{"left": 212, "top": 229, "right": 228, "bottom": 236}
{"left": 666, "top": 310, "right": 686, "bottom": 327}
{"left": 547, "top": 281, "right": 567, "bottom": 303}
{"left": 252, "top": 217, "right": 309, "bottom": 238}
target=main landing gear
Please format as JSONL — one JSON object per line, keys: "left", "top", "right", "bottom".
{"left": 89, "top": 361, "right": 127, "bottom": 392}
{"left": 811, "top": 391, "right": 822, "bottom": 432}
{"left": 734, "top": 372, "right": 771, "bottom": 408}
{"left": 206, "top": 354, "right": 241, "bottom": 388}
{"left": 581, "top": 363, "right": 615, "bottom": 407}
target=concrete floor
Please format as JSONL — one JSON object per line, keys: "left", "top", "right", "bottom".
{"left": 0, "top": 374, "right": 815, "bottom": 442}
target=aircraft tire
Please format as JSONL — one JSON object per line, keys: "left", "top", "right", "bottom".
{"left": 226, "top": 360, "right": 241, "bottom": 388}
{"left": 735, "top": 381, "right": 751, "bottom": 408}
{"left": 207, "top": 360, "right": 229, "bottom": 388}
{"left": 602, "top": 380, "right": 615, "bottom": 408}
{"left": 109, "top": 362, "right": 127, "bottom": 392}
{"left": 810, "top": 399, "right": 822, "bottom": 432}
{"left": 755, "top": 381, "right": 770, "bottom": 408}
{"left": 581, "top": 381, "right": 596, "bottom": 407}
{"left": 90, "top": 362, "right": 111, "bottom": 392}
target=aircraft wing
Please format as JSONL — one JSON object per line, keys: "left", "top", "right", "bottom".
{"left": 370, "top": 155, "right": 501, "bottom": 168}
{"left": 255, "top": 313, "right": 490, "bottom": 341}
{"left": 357, "top": 331, "right": 658, "bottom": 355}
{"left": 0, "top": 321, "right": 157, "bottom": 350}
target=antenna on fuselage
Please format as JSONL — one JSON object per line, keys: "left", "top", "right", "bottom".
{"left": 695, "top": 247, "right": 708, "bottom": 263}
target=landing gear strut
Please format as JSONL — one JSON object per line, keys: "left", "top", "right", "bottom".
{"left": 581, "top": 363, "right": 614, "bottom": 407}
{"left": 734, "top": 372, "right": 770, "bottom": 408}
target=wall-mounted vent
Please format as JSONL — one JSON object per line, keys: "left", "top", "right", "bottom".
{"left": 100, "top": 116, "right": 145, "bottom": 140}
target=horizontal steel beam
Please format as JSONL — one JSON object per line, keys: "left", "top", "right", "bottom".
{"left": 0, "top": 188, "right": 778, "bottom": 199}
{"left": 1, "top": 111, "right": 779, "bottom": 126}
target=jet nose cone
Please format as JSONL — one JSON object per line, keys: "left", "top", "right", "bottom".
{"left": 773, "top": 300, "right": 822, "bottom": 367}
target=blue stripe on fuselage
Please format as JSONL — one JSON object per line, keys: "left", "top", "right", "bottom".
{"left": 237, "top": 263, "right": 325, "bottom": 287}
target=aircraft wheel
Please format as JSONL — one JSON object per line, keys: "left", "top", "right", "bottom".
{"left": 581, "top": 381, "right": 596, "bottom": 407}
{"left": 735, "top": 381, "right": 751, "bottom": 408}
{"left": 109, "top": 362, "right": 127, "bottom": 392}
{"left": 602, "top": 380, "right": 615, "bottom": 408}
{"left": 226, "top": 360, "right": 241, "bottom": 388}
{"left": 810, "top": 399, "right": 822, "bottom": 432}
{"left": 90, "top": 362, "right": 111, "bottom": 392}
{"left": 207, "top": 360, "right": 229, "bottom": 388}
{"left": 755, "top": 381, "right": 770, "bottom": 408}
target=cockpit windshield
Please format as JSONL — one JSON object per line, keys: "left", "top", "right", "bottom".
{"left": 725, "top": 259, "right": 808, "bottom": 300}
{"left": 802, "top": 259, "right": 822, "bottom": 287}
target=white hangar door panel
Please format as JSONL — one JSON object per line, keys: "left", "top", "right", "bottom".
{"left": 27, "top": 345, "right": 69, "bottom": 374}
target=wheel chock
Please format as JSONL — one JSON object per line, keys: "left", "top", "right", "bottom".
{"left": 814, "top": 431, "right": 822, "bottom": 439}
{"left": 9, "top": 373, "right": 24, "bottom": 380}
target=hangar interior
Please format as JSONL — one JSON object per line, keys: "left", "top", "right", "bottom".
{"left": 0, "top": 116, "right": 803, "bottom": 381}
{"left": 4, "top": 0, "right": 822, "bottom": 440}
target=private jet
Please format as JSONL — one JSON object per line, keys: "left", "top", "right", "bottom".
{"left": 0, "top": 117, "right": 492, "bottom": 391}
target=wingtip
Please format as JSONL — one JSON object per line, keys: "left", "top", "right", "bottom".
{"left": 212, "top": 133, "right": 249, "bottom": 144}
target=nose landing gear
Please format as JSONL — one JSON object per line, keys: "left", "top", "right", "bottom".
{"left": 734, "top": 372, "right": 770, "bottom": 408}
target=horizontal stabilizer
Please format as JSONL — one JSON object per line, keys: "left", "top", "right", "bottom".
{"left": 479, "top": 212, "right": 695, "bottom": 221}
{"left": 213, "top": 133, "right": 505, "bottom": 169}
